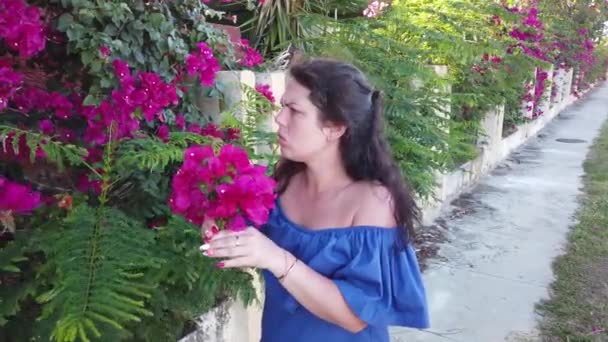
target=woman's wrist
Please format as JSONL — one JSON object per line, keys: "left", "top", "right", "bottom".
{"left": 277, "top": 255, "right": 297, "bottom": 282}
{"left": 268, "top": 247, "right": 287, "bottom": 277}
{"left": 269, "top": 248, "right": 295, "bottom": 279}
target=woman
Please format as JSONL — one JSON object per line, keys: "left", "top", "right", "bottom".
{"left": 200, "top": 58, "right": 429, "bottom": 341}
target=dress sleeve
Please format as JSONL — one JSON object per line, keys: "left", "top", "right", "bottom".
{"left": 332, "top": 235, "right": 430, "bottom": 328}
{"left": 272, "top": 228, "right": 430, "bottom": 329}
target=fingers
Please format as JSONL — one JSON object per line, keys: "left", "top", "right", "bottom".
{"left": 211, "top": 228, "right": 254, "bottom": 241}
{"left": 200, "top": 232, "right": 250, "bottom": 258}
{"left": 200, "top": 221, "right": 220, "bottom": 242}
{"left": 201, "top": 244, "right": 248, "bottom": 258}
{"left": 217, "top": 257, "right": 251, "bottom": 269}
{"left": 198, "top": 227, "right": 258, "bottom": 261}
{"left": 205, "top": 233, "right": 248, "bottom": 250}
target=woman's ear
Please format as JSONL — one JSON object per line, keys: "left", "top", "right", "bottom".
{"left": 323, "top": 124, "right": 347, "bottom": 142}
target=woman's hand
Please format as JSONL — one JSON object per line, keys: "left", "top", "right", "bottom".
{"left": 199, "top": 226, "right": 287, "bottom": 276}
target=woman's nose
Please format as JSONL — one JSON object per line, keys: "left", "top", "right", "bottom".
{"left": 274, "top": 108, "right": 286, "bottom": 126}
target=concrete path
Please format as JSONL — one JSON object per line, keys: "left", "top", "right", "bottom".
{"left": 390, "top": 83, "right": 608, "bottom": 342}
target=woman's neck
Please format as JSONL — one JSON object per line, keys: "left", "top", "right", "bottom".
{"left": 302, "top": 155, "right": 352, "bottom": 196}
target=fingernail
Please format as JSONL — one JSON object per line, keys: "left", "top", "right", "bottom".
{"left": 199, "top": 244, "right": 210, "bottom": 251}
{"left": 205, "top": 230, "right": 213, "bottom": 237}
{"left": 211, "top": 225, "right": 219, "bottom": 234}
{"left": 215, "top": 262, "right": 225, "bottom": 268}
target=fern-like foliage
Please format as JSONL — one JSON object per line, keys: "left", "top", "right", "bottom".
{"left": 114, "top": 132, "right": 222, "bottom": 173}
{"left": 31, "top": 204, "right": 162, "bottom": 342}
{"left": 111, "top": 132, "right": 222, "bottom": 221}
{"left": 0, "top": 125, "right": 88, "bottom": 172}
{"left": 220, "top": 84, "right": 280, "bottom": 168}
{"left": 0, "top": 238, "right": 34, "bottom": 327}
{"left": 130, "top": 216, "right": 257, "bottom": 341}
{"left": 0, "top": 207, "right": 258, "bottom": 342}
{"left": 296, "top": 14, "right": 451, "bottom": 198}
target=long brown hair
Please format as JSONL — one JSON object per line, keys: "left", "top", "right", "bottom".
{"left": 273, "top": 58, "right": 420, "bottom": 245}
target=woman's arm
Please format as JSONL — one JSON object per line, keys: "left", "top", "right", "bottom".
{"left": 200, "top": 188, "right": 395, "bottom": 333}
{"left": 202, "top": 227, "right": 366, "bottom": 333}
{"left": 275, "top": 250, "right": 367, "bottom": 333}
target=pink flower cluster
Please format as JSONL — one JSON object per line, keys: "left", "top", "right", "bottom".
{"left": 363, "top": 1, "right": 390, "bottom": 18}
{"left": 532, "top": 69, "right": 549, "bottom": 118}
{"left": 76, "top": 172, "right": 102, "bottom": 194}
{"left": 0, "top": 0, "right": 46, "bottom": 58}
{"left": 0, "top": 176, "right": 42, "bottom": 214}
{"left": 471, "top": 54, "right": 503, "bottom": 75}
{"left": 577, "top": 39, "right": 595, "bottom": 67}
{"left": 113, "top": 60, "right": 179, "bottom": 122}
{"left": 522, "top": 8, "right": 542, "bottom": 29}
{"left": 1, "top": 89, "right": 82, "bottom": 163}
{"left": 0, "top": 131, "right": 47, "bottom": 163}
{"left": 187, "top": 123, "right": 240, "bottom": 142}
{"left": 239, "top": 39, "right": 264, "bottom": 68}
{"left": 495, "top": 4, "right": 549, "bottom": 62}
{"left": 81, "top": 60, "right": 178, "bottom": 144}
{"left": 0, "top": 66, "right": 23, "bottom": 110}
{"left": 510, "top": 28, "right": 543, "bottom": 44}
{"left": 522, "top": 68, "right": 549, "bottom": 118}
{"left": 185, "top": 42, "right": 221, "bottom": 87}
{"left": 169, "top": 144, "right": 276, "bottom": 230}
{"left": 203, "top": 0, "right": 266, "bottom": 3}
{"left": 12, "top": 87, "right": 78, "bottom": 120}
{"left": 99, "top": 46, "right": 111, "bottom": 58}
{"left": 550, "top": 68, "right": 559, "bottom": 103}
{"left": 255, "top": 84, "right": 275, "bottom": 103}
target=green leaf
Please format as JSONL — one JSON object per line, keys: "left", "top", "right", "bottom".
{"left": 148, "top": 13, "right": 166, "bottom": 28}
{"left": 133, "top": 49, "right": 145, "bottom": 64}
{"left": 82, "top": 94, "right": 99, "bottom": 106}
{"left": 119, "top": 43, "right": 131, "bottom": 56}
{"left": 99, "top": 77, "right": 113, "bottom": 89}
{"left": 2, "top": 265, "right": 21, "bottom": 273}
{"left": 103, "top": 24, "right": 118, "bottom": 36}
{"left": 90, "top": 60, "right": 102, "bottom": 73}
{"left": 56, "top": 13, "right": 74, "bottom": 32}
{"left": 80, "top": 51, "right": 94, "bottom": 66}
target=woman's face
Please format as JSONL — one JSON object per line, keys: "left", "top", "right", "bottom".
{"left": 274, "top": 79, "right": 340, "bottom": 163}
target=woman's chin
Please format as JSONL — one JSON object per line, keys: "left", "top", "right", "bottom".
{"left": 278, "top": 147, "right": 303, "bottom": 162}
{"left": 278, "top": 146, "right": 291, "bottom": 158}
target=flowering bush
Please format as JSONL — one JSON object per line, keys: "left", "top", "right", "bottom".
{"left": 186, "top": 41, "right": 222, "bottom": 86}
{"left": 470, "top": 1, "right": 608, "bottom": 127}
{"left": 0, "top": 0, "right": 275, "bottom": 341}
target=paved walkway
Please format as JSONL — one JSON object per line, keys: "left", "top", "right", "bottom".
{"left": 390, "top": 83, "right": 608, "bottom": 342}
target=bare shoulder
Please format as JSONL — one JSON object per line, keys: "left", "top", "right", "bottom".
{"left": 351, "top": 182, "right": 396, "bottom": 228}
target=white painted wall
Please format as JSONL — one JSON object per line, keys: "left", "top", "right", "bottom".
{"left": 419, "top": 68, "right": 581, "bottom": 225}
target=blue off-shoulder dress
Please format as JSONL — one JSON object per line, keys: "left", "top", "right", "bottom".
{"left": 259, "top": 201, "right": 429, "bottom": 342}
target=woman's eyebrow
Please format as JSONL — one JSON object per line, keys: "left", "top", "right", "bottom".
{"left": 281, "top": 100, "right": 299, "bottom": 107}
